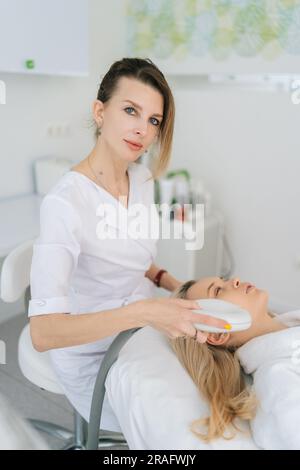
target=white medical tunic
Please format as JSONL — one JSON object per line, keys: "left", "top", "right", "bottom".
{"left": 28, "top": 162, "right": 158, "bottom": 431}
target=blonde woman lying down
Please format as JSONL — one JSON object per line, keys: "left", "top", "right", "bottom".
{"left": 170, "top": 277, "right": 300, "bottom": 450}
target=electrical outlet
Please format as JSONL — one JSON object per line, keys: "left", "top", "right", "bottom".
{"left": 46, "top": 123, "right": 71, "bottom": 138}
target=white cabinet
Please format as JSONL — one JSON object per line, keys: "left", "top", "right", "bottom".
{"left": 155, "top": 213, "right": 224, "bottom": 297}
{"left": 0, "top": 0, "right": 88, "bottom": 76}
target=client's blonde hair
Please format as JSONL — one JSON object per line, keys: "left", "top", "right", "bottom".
{"left": 169, "top": 280, "right": 258, "bottom": 443}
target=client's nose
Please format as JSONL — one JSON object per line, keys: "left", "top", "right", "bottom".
{"left": 232, "top": 278, "right": 240, "bottom": 288}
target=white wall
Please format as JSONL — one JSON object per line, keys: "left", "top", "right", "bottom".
{"left": 0, "top": 0, "right": 299, "bottom": 318}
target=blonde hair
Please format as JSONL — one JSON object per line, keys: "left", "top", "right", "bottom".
{"left": 169, "top": 280, "right": 258, "bottom": 443}
{"left": 93, "top": 57, "right": 175, "bottom": 180}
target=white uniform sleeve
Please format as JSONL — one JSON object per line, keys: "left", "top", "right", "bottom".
{"left": 28, "top": 195, "right": 82, "bottom": 317}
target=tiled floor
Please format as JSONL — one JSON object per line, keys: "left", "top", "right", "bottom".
{"left": 0, "top": 313, "right": 128, "bottom": 450}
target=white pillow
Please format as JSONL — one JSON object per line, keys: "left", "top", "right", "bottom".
{"left": 106, "top": 326, "right": 260, "bottom": 450}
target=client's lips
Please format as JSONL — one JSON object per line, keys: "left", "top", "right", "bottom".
{"left": 124, "top": 139, "right": 143, "bottom": 149}
{"left": 246, "top": 284, "right": 255, "bottom": 294}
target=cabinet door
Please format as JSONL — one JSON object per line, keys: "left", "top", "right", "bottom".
{"left": 0, "top": 0, "right": 88, "bottom": 76}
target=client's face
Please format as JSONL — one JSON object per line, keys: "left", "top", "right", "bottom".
{"left": 185, "top": 277, "right": 269, "bottom": 347}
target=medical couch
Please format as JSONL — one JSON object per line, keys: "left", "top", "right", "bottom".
{"left": 88, "top": 326, "right": 259, "bottom": 450}
{"left": 90, "top": 297, "right": 295, "bottom": 450}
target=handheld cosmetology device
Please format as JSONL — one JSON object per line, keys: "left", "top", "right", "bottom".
{"left": 193, "top": 299, "right": 252, "bottom": 333}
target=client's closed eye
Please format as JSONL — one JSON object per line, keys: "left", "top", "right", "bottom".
{"left": 215, "top": 277, "right": 229, "bottom": 296}
{"left": 215, "top": 287, "right": 222, "bottom": 296}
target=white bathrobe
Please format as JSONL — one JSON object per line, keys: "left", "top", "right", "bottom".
{"left": 237, "top": 310, "right": 300, "bottom": 450}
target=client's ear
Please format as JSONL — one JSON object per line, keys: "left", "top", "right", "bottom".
{"left": 206, "top": 332, "right": 231, "bottom": 346}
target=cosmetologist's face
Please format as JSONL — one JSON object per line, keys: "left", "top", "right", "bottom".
{"left": 94, "top": 76, "right": 164, "bottom": 162}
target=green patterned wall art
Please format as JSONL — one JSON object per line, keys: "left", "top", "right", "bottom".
{"left": 125, "top": 0, "right": 300, "bottom": 74}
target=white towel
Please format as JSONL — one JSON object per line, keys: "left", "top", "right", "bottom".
{"left": 237, "top": 310, "right": 300, "bottom": 450}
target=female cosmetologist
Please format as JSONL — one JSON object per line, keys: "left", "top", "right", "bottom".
{"left": 28, "top": 58, "right": 229, "bottom": 431}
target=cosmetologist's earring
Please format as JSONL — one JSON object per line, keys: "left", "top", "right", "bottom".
{"left": 97, "top": 120, "right": 102, "bottom": 135}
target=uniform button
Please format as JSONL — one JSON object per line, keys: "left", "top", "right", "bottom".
{"left": 36, "top": 300, "right": 46, "bottom": 306}
{"left": 123, "top": 298, "right": 129, "bottom": 306}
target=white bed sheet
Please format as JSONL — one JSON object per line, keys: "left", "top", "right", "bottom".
{"left": 106, "top": 326, "right": 261, "bottom": 450}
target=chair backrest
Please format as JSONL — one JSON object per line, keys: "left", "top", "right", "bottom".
{"left": 0, "top": 239, "right": 35, "bottom": 303}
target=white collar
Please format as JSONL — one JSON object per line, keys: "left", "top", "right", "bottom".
{"left": 236, "top": 310, "right": 300, "bottom": 374}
